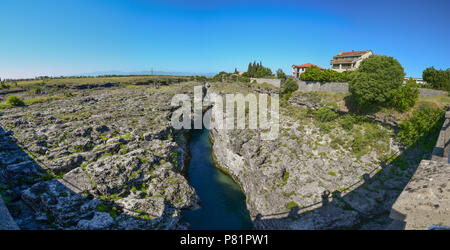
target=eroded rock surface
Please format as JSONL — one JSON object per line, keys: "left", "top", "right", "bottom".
{"left": 0, "top": 83, "right": 199, "bottom": 229}
{"left": 207, "top": 82, "right": 426, "bottom": 229}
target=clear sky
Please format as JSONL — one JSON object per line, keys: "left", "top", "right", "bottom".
{"left": 0, "top": 0, "right": 449, "bottom": 79}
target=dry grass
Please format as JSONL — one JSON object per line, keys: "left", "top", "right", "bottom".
{"left": 15, "top": 75, "right": 192, "bottom": 88}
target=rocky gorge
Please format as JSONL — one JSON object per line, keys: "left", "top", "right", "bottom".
{"left": 206, "top": 81, "right": 431, "bottom": 229}
{"left": 0, "top": 80, "right": 439, "bottom": 230}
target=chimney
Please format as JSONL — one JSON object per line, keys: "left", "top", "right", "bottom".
{"left": 339, "top": 50, "right": 342, "bottom": 55}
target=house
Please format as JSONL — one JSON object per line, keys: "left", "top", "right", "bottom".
{"left": 330, "top": 50, "right": 373, "bottom": 72}
{"left": 292, "top": 63, "right": 324, "bottom": 78}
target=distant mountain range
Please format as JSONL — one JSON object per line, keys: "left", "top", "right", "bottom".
{"left": 77, "top": 70, "right": 217, "bottom": 77}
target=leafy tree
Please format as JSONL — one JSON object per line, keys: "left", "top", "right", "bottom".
{"left": 243, "top": 61, "right": 273, "bottom": 78}
{"left": 422, "top": 67, "right": 450, "bottom": 90}
{"left": 300, "top": 66, "right": 323, "bottom": 81}
{"left": 390, "top": 78, "right": 419, "bottom": 111}
{"left": 349, "top": 55, "right": 405, "bottom": 109}
{"left": 276, "top": 69, "right": 287, "bottom": 79}
{"left": 281, "top": 78, "right": 298, "bottom": 95}
{"left": 300, "top": 67, "right": 352, "bottom": 82}
{"left": 247, "top": 63, "right": 252, "bottom": 74}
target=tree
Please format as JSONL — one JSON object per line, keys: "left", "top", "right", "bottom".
{"left": 300, "top": 67, "right": 351, "bottom": 82}
{"left": 281, "top": 78, "right": 298, "bottom": 95}
{"left": 349, "top": 55, "right": 405, "bottom": 109}
{"left": 300, "top": 66, "right": 325, "bottom": 81}
{"left": 423, "top": 67, "right": 450, "bottom": 90}
{"left": 243, "top": 61, "right": 273, "bottom": 78}
{"left": 390, "top": 78, "right": 419, "bottom": 112}
{"left": 276, "top": 69, "right": 287, "bottom": 79}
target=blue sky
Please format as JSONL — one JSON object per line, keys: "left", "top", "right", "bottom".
{"left": 0, "top": 0, "right": 449, "bottom": 78}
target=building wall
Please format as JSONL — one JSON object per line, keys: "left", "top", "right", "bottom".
{"left": 353, "top": 51, "right": 373, "bottom": 69}
{"left": 331, "top": 51, "right": 373, "bottom": 73}
{"left": 404, "top": 77, "right": 428, "bottom": 85}
{"left": 292, "top": 67, "right": 307, "bottom": 78}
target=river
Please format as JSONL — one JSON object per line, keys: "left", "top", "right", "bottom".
{"left": 182, "top": 129, "right": 252, "bottom": 230}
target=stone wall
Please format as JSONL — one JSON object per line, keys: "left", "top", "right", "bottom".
{"left": 250, "top": 78, "right": 282, "bottom": 88}
{"left": 389, "top": 160, "right": 450, "bottom": 229}
{"left": 296, "top": 80, "right": 447, "bottom": 97}
{"left": 417, "top": 88, "right": 447, "bottom": 97}
{"left": 296, "top": 80, "right": 349, "bottom": 93}
{"left": 431, "top": 111, "right": 450, "bottom": 162}
{"left": 389, "top": 111, "right": 450, "bottom": 229}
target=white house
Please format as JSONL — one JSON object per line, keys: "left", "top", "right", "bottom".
{"left": 330, "top": 50, "right": 373, "bottom": 72}
{"left": 292, "top": 63, "right": 324, "bottom": 78}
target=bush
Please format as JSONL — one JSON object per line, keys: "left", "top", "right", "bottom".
{"left": 314, "top": 107, "right": 338, "bottom": 122}
{"left": 339, "top": 114, "right": 356, "bottom": 131}
{"left": 349, "top": 55, "right": 405, "bottom": 110}
{"left": 6, "top": 96, "right": 25, "bottom": 106}
{"left": 237, "top": 75, "right": 250, "bottom": 83}
{"left": 281, "top": 78, "right": 298, "bottom": 95}
{"left": 285, "top": 201, "right": 299, "bottom": 210}
{"left": 0, "top": 82, "right": 10, "bottom": 89}
{"left": 276, "top": 69, "right": 287, "bottom": 79}
{"left": 300, "top": 67, "right": 352, "bottom": 82}
{"left": 351, "top": 131, "right": 370, "bottom": 157}
{"left": 390, "top": 78, "right": 419, "bottom": 111}
{"left": 212, "top": 71, "right": 235, "bottom": 82}
{"left": 195, "top": 76, "right": 208, "bottom": 82}
{"left": 397, "top": 104, "right": 444, "bottom": 150}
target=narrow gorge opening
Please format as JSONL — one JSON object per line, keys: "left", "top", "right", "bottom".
{"left": 182, "top": 129, "right": 252, "bottom": 230}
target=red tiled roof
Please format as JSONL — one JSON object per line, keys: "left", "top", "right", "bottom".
{"left": 334, "top": 50, "right": 371, "bottom": 58}
{"left": 292, "top": 63, "right": 324, "bottom": 70}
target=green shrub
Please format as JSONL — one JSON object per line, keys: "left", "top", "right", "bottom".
{"left": 237, "top": 75, "right": 250, "bottom": 83}
{"left": 0, "top": 82, "right": 10, "bottom": 89}
{"left": 349, "top": 55, "right": 405, "bottom": 110}
{"left": 339, "top": 115, "right": 354, "bottom": 130}
{"left": 397, "top": 104, "right": 444, "bottom": 150}
{"left": 281, "top": 78, "right": 298, "bottom": 95}
{"left": 285, "top": 201, "right": 299, "bottom": 210}
{"left": 276, "top": 69, "right": 287, "bottom": 79}
{"left": 313, "top": 107, "right": 338, "bottom": 122}
{"left": 390, "top": 79, "right": 419, "bottom": 111}
{"left": 6, "top": 96, "right": 25, "bottom": 106}
{"left": 300, "top": 67, "right": 352, "bottom": 82}
{"left": 351, "top": 131, "right": 370, "bottom": 158}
